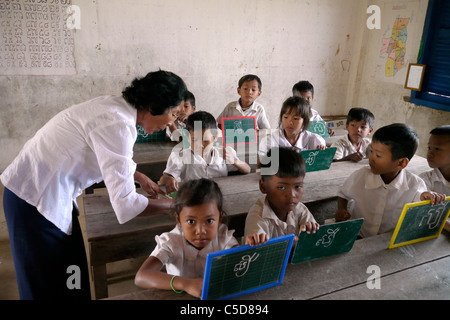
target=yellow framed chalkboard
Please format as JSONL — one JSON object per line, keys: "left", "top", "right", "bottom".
{"left": 389, "top": 197, "right": 450, "bottom": 249}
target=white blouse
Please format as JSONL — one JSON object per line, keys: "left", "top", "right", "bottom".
{"left": 0, "top": 95, "right": 148, "bottom": 234}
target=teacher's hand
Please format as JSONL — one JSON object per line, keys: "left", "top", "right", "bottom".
{"left": 134, "top": 171, "right": 169, "bottom": 199}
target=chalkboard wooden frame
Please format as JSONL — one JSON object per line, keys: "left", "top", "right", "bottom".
{"left": 291, "top": 218, "right": 364, "bottom": 264}
{"left": 389, "top": 197, "right": 450, "bottom": 249}
{"left": 307, "top": 120, "right": 330, "bottom": 138}
{"left": 221, "top": 116, "right": 258, "bottom": 146}
{"left": 300, "top": 147, "right": 337, "bottom": 172}
{"left": 201, "top": 234, "right": 294, "bottom": 300}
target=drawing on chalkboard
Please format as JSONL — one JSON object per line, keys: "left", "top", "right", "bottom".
{"left": 233, "top": 120, "right": 244, "bottom": 135}
{"left": 233, "top": 252, "right": 260, "bottom": 277}
{"left": 307, "top": 120, "right": 330, "bottom": 138}
{"left": 300, "top": 147, "right": 336, "bottom": 172}
{"left": 221, "top": 116, "right": 257, "bottom": 146}
{"left": 389, "top": 197, "right": 450, "bottom": 249}
{"left": 201, "top": 234, "right": 294, "bottom": 300}
{"left": 292, "top": 219, "right": 363, "bottom": 264}
{"left": 315, "top": 227, "right": 340, "bottom": 248}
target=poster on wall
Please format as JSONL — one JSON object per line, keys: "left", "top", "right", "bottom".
{"left": 0, "top": 0, "right": 77, "bottom": 76}
{"left": 377, "top": 2, "right": 420, "bottom": 81}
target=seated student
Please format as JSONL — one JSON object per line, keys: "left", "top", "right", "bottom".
{"left": 334, "top": 123, "right": 446, "bottom": 238}
{"left": 159, "top": 111, "right": 251, "bottom": 193}
{"left": 419, "top": 125, "right": 450, "bottom": 196}
{"left": 217, "top": 74, "right": 270, "bottom": 130}
{"left": 258, "top": 96, "right": 326, "bottom": 158}
{"left": 292, "top": 80, "right": 334, "bottom": 136}
{"left": 331, "top": 107, "right": 375, "bottom": 162}
{"left": 135, "top": 178, "right": 239, "bottom": 298}
{"left": 167, "top": 90, "right": 196, "bottom": 141}
{"left": 245, "top": 147, "right": 319, "bottom": 246}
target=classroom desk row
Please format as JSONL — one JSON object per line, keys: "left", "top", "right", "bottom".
{"left": 82, "top": 156, "right": 430, "bottom": 299}
{"left": 105, "top": 230, "right": 450, "bottom": 300}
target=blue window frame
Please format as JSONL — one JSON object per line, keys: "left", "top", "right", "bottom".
{"left": 410, "top": 0, "right": 450, "bottom": 112}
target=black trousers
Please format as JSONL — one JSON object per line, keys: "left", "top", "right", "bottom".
{"left": 3, "top": 188, "right": 91, "bottom": 300}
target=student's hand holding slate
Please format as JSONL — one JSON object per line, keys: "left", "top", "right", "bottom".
{"left": 297, "top": 222, "right": 320, "bottom": 239}
{"left": 245, "top": 233, "right": 269, "bottom": 247}
{"left": 420, "top": 191, "right": 446, "bottom": 206}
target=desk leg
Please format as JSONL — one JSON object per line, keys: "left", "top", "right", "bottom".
{"left": 91, "top": 264, "right": 108, "bottom": 299}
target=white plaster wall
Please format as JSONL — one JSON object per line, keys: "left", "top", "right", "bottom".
{"left": 0, "top": 0, "right": 366, "bottom": 171}
{"left": 350, "top": 0, "right": 450, "bottom": 157}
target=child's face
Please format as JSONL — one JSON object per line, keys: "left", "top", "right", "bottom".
{"left": 179, "top": 100, "right": 196, "bottom": 119}
{"left": 297, "top": 90, "right": 314, "bottom": 105}
{"left": 346, "top": 120, "right": 373, "bottom": 144}
{"left": 260, "top": 175, "right": 305, "bottom": 218}
{"left": 282, "top": 109, "right": 304, "bottom": 136}
{"left": 176, "top": 201, "right": 221, "bottom": 250}
{"left": 237, "top": 80, "right": 261, "bottom": 107}
{"left": 426, "top": 134, "right": 450, "bottom": 169}
{"left": 189, "top": 128, "right": 217, "bottom": 157}
{"left": 368, "top": 141, "right": 402, "bottom": 176}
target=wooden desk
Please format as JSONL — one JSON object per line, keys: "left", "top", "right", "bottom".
{"left": 106, "top": 231, "right": 450, "bottom": 300}
{"left": 83, "top": 155, "right": 430, "bottom": 299}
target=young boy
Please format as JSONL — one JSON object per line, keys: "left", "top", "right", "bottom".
{"left": 331, "top": 107, "right": 375, "bottom": 162}
{"left": 159, "top": 111, "right": 251, "bottom": 193}
{"left": 167, "top": 90, "right": 196, "bottom": 141}
{"left": 419, "top": 125, "right": 450, "bottom": 195}
{"left": 245, "top": 147, "right": 319, "bottom": 246}
{"left": 292, "top": 80, "right": 334, "bottom": 136}
{"left": 217, "top": 74, "right": 270, "bottom": 130}
{"left": 335, "top": 123, "right": 446, "bottom": 238}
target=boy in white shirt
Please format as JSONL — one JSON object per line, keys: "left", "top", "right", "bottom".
{"left": 167, "top": 90, "right": 196, "bottom": 141}
{"left": 217, "top": 74, "right": 270, "bottom": 130}
{"left": 419, "top": 125, "right": 450, "bottom": 196}
{"left": 159, "top": 111, "right": 251, "bottom": 193}
{"left": 335, "top": 123, "right": 446, "bottom": 238}
{"left": 292, "top": 80, "right": 334, "bottom": 136}
{"left": 245, "top": 147, "right": 319, "bottom": 246}
{"left": 331, "top": 107, "right": 375, "bottom": 162}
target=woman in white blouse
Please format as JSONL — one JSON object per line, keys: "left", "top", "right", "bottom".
{"left": 1, "top": 70, "right": 186, "bottom": 300}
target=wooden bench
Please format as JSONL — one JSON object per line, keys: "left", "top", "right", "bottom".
{"left": 82, "top": 156, "right": 430, "bottom": 299}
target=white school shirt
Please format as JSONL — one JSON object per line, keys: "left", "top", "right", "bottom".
{"left": 419, "top": 168, "right": 450, "bottom": 195}
{"left": 151, "top": 224, "right": 239, "bottom": 278}
{"left": 310, "top": 108, "right": 323, "bottom": 121}
{"left": 0, "top": 95, "right": 148, "bottom": 235}
{"left": 216, "top": 100, "right": 270, "bottom": 130}
{"left": 337, "top": 166, "right": 427, "bottom": 237}
{"left": 163, "top": 145, "right": 239, "bottom": 181}
{"left": 258, "top": 128, "right": 326, "bottom": 156}
{"left": 331, "top": 135, "right": 372, "bottom": 160}
{"left": 244, "top": 196, "right": 317, "bottom": 239}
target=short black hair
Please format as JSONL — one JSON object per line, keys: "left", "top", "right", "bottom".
{"left": 185, "top": 111, "right": 217, "bottom": 132}
{"left": 122, "top": 70, "right": 186, "bottom": 115}
{"left": 174, "top": 178, "right": 224, "bottom": 218}
{"left": 372, "top": 123, "right": 418, "bottom": 160}
{"left": 238, "top": 74, "right": 262, "bottom": 91}
{"left": 184, "top": 90, "right": 196, "bottom": 107}
{"left": 346, "top": 107, "right": 375, "bottom": 128}
{"left": 278, "top": 96, "right": 311, "bottom": 132}
{"left": 260, "top": 147, "right": 306, "bottom": 181}
{"left": 292, "top": 80, "right": 314, "bottom": 97}
{"left": 430, "top": 125, "right": 450, "bottom": 137}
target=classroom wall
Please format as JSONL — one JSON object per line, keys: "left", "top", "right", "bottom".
{"left": 0, "top": 0, "right": 367, "bottom": 171}
{"left": 349, "top": 0, "right": 450, "bottom": 157}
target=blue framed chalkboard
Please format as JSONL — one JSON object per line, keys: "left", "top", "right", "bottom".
{"left": 300, "top": 147, "right": 337, "bottom": 172}
{"left": 291, "top": 219, "right": 364, "bottom": 264}
{"left": 221, "top": 116, "right": 257, "bottom": 146}
{"left": 201, "top": 234, "right": 294, "bottom": 300}
{"left": 389, "top": 197, "right": 450, "bottom": 248}
{"left": 307, "top": 120, "right": 330, "bottom": 138}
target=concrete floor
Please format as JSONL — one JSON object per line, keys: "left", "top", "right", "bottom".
{"left": 0, "top": 185, "right": 145, "bottom": 300}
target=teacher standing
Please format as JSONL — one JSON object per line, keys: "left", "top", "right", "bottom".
{"left": 1, "top": 70, "right": 187, "bottom": 300}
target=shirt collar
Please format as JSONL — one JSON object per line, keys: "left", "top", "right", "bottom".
{"left": 365, "top": 169, "right": 409, "bottom": 191}
{"left": 236, "top": 100, "right": 256, "bottom": 112}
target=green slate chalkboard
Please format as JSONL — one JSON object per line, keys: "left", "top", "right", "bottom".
{"left": 389, "top": 197, "right": 450, "bottom": 248}
{"left": 221, "top": 116, "right": 257, "bottom": 146}
{"left": 291, "top": 218, "right": 364, "bottom": 264}
{"left": 300, "top": 147, "right": 337, "bottom": 172}
{"left": 307, "top": 120, "right": 330, "bottom": 138}
{"left": 201, "top": 234, "right": 294, "bottom": 300}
